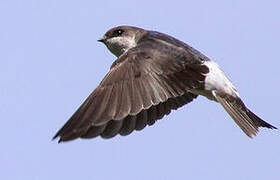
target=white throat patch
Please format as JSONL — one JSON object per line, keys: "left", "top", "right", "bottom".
{"left": 105, "top": 35, "right": 137, "bottom": 57}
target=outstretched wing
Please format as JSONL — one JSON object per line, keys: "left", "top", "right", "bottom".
{"left": 53, "top": 38, "right": 209, "bottom": 142}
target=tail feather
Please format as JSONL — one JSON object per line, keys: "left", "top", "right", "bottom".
{"left": 214, "top": 92, "right": 276, "bottom": 138}
{"left": 246, "top": 108, "right": 276, "bottom": 129}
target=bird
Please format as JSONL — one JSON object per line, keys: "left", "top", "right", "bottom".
{"left": 53, "top": 25, "right": 276, "bottom": 142}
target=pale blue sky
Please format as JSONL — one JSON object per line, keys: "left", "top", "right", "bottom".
{"left": 1, "top": 0, "right": 279, "bottom": 179}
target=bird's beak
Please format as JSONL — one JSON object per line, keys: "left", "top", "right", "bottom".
{"left": 98, "top": 39, "right": 104, "bottom": 43}
{"left": 97, "top": 36, "right": 106, "bottom": 44}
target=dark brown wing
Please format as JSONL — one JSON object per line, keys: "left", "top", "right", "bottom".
{"left": 53, "top": 39, "right": 209, "bottom": 142}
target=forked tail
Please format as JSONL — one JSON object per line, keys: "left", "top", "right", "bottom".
{"left": 214, "top": 92, "right": 276, "bottom": 137}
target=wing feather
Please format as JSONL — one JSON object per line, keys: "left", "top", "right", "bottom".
{"left": 81, "top": 125, "right": 107, "bottom": 139}
{"left": 54, "top": 37, "right": 206, "bottom": 142}
{"left": 119, "top": 116, "right": 137, "bottom": 136}
{"left": 135, "top": 110, "right": 148, "bottom": 131}
{"left": 101, "top": 120, "right": 123, "bottom": 138}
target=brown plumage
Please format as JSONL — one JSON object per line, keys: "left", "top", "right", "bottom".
{"left": 214, "top": 92, "right": 275, "bottom": 137}
{"left": 53, "top": 37, "right": 206, "bottom": 142}
{"left": 53, "top": 25, "right": 276, "bottom": 142}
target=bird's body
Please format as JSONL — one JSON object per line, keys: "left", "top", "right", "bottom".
{"left": 54, "top": 25, "right": 276, "bottom": 142}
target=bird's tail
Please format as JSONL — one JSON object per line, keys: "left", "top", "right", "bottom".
{"left": 214, "top": 92, "right": 276, "bottom": 137}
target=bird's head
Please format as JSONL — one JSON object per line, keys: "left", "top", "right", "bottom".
{"left": 98, "top": 25, "right": 146, "bottom": 57}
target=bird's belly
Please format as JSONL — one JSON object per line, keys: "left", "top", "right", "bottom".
{"left": 190, "top": 89, "right": 217, "bottom": 101}
{"left": 202, "top": 61, "right": 239, "bottom": 97}
{"left": 189, "top": 60, "right": 240, "bottom": 101}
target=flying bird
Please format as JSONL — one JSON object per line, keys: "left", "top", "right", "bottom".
{"left": 53, "top": 25, "right": 276, "bottom": 142}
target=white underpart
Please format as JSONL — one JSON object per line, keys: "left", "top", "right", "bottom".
{"left": 203, "top": 61, "right": 239, "bottom": 98}
{"left": 106, "top": 35, "right": 137, "bottom": 56}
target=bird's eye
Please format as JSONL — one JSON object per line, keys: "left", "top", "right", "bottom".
{"left": 114, "top": 29, "right": 124, "bottom": 36}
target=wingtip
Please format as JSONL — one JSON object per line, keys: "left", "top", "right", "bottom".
{"left": 52, "top": 136, "right": 63, "bottom": 143}
{"left": 52, "top": 132, "right": 63, "bottom": 143}
{"left": 52, "top": 135, "right": 57, "bottom": 141}
{"left": 52, "top": 132, "right": 59, "bottom": 140}
{"left": 57, "top": 138, "right": 63, "bottom": 143}
{"left": 268, "top": 124, "right": 277, "bottom": 130}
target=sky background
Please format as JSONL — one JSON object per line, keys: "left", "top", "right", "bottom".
{"left": 1, "top": 0, "right": 279, "bottom": 179}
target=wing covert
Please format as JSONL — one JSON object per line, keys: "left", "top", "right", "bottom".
{"left": 53, "top": 39, "right": 209, "bottom": 142}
